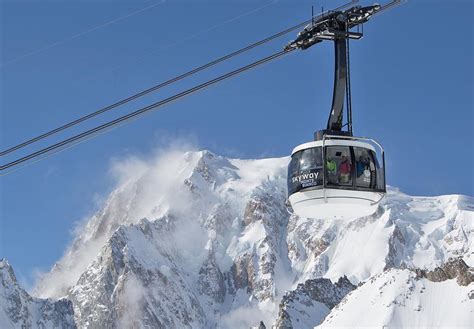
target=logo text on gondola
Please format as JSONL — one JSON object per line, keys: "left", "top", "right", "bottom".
{"left": 292, "top": 172, "right": 319, "bottom": 188}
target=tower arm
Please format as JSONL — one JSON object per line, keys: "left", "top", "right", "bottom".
{"left": 284, "top": 1, "right": 403, "bottom": 137}
{"left": 327, "top": 38, "right": 347, "bottom": 131}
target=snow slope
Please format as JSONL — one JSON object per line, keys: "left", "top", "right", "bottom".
{"left": 1, "top": 150, "right": 472, "bottom": 328}
{"left": 318, "top": 268, "right": 473, "bottom": 328}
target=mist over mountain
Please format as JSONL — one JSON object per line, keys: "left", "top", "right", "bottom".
{"left": 2, "top": 150, "right": 473, "bottom": 328}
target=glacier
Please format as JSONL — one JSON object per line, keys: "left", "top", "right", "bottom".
{"left": 1, "top": 150, "right": 473, "bottom": 328}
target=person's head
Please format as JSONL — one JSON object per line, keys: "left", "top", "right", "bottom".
{"left": 342, "top": 155, "right": 347, "bottom": 162}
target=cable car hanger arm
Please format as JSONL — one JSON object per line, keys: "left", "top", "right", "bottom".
{"left": 284, "top": 1, "right": 402, "bottom": 139}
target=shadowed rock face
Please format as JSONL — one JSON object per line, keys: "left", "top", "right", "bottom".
{"left": 198, "top": 253, "right": 226, "bottom": 303}
{"left": 414, "top": 257, "right": 474, "bottom": 286}
{"left": 274, "top": 276, "right": 356, "bottom": 328}
{"left": 67, "top": 223, "right": 208, "bottom": 329}
{"left": 385, "top": 223, "right": 406, "bottom": 270}
{"left": 0, "top": 259, "right": 76, "bottom": 329}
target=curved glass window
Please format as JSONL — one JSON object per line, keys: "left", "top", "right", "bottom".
{"left": 324, "top": 145, "right": 384, "bottom": 191}
{"left": 288, "top": 143, "right": 386, "bottom": 196}
{"left": 288, "top": 147, "right": 323, "bottom": 195}
{"left": 325, "top": 146, "right": 353, "bottom": 187}
{"left": 373, "top": 151, "right": 385, "bottom": 191}
{"left": 354, "top": 147, "right": 377, "bottom": 189}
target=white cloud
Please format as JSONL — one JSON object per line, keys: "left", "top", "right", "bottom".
{"left": 219, "top": 303, "right": 276, "bottom": 329}
{"left": 33, "top": 138, "right": 200, "bottom": 298}
{"left": 117, "top": 276, "right": 146, "bottom": 328}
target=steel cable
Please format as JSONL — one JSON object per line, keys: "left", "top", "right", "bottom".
{"left": 1, "top": 0, "right": 357, "bottom": 157}
{"left": 0, "top": 49, "right": 292, "bottom": 173}
{"left": 0, "top": 19, "right": 309, "bottom": 157}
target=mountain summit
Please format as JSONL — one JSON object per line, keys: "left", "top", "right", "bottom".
{"left": 2, "top": 150, "right": 473, "bottom": 328}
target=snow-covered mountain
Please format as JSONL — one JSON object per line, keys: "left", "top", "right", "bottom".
{"left": 318, "top": 266, "right": 473, "bottom": 328}
{"left": 0, "top": 259, "right": 75, "bottom": 328}
{"left": 2, "top": 150, "right": 473, "bottom": 328}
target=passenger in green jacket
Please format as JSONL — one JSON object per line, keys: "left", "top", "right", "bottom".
{"left": 326, "top": 157, "right": 337, "bottom": 184}
{"left": 326, "top": 158, "right": 336, "bottom": 172}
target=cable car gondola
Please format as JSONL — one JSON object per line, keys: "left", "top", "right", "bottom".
{"left": 288, "top": 134, "right": 386, "bottom": 219}
{"left": 285, "top": 3, "right": 393, "bottom": 219}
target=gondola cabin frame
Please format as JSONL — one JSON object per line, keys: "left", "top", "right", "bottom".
{"left": 287, "top": 135, "right": 386, "bottom": 219}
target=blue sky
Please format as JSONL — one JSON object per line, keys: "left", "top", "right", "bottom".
{"left": 1, "top": 0, "right": 473, "bottom": 288}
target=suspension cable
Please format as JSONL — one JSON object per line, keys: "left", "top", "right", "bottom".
{"left": 1, "top": 0, "right": 357, "bottom": 157}
{"left": 0, "top": 20, "right": 309, "bottom": 157}
{"left": 0, "top": 49, "right": 293, "bottom": 174}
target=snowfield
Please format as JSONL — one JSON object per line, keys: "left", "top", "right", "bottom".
{"left": 318, "top": 269, "right": 473, "bottom": 328}
{"left": 1, "top": 150, "right": 473, "bottom": 328}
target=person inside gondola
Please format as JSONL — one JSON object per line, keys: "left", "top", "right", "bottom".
{"left": 339, "top": 154, "right": 351, "bottom": 184}
{"left": 369, "top": 156, "right": 376, "bottom": 188}
{"left": 356, "top": 156, "right": 366, "bottom": 177}
{"left": 326, "top": 156, "right": 337, "bottom": 184}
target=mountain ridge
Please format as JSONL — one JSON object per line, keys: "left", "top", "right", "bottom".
{"left": 0, "top": 259, "right": 76, "bottom": 329}
{"left": 2, "top": 150, "right": 473, "bottom": 328}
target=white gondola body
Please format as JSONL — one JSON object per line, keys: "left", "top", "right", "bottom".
{"left": 288, "top": 136, "right": 386, "bottom": 219}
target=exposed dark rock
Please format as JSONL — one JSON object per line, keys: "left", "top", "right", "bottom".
{"left": 244, "top": 198, "right": 266, "bottom": 226}
{"left": 414, "top": 257, "right": 473, "bottom": 286}
{"left": 198, "top": 253, "right": 226, "bottom": 303}
{"left": 274, "top": 276, "right": 356, "bottom": 328}
{"left": 385, "top": 224, "right": 406, "bottom": 270}
{"left": 231, "top": 253, "right": 254, "bottom": 294}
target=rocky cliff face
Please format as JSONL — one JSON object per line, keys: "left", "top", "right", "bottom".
{"left": 274, "top": 276, "right": 356, "bottom": 328}
{"left": 0, "top": 259, "right": 75, "bottom": 329}
{"left": 414, "top": 257, "right": 473, "bottom": 286}
{"left": 2, "top": 150, "right": 473, "bottom": 328}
